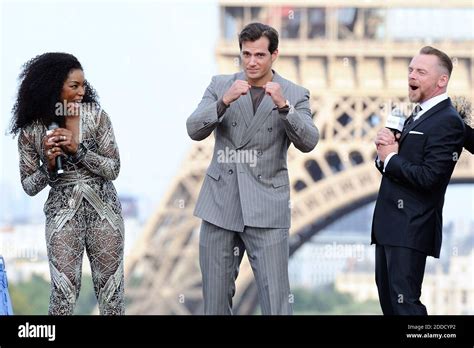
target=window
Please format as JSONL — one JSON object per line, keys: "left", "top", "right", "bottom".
{"left": 308, "top": 8, "right": 326, "bottom": 39}
{"left": 224, "top": 7, "right": 244, "bottom": 39}
{"left": 281, "top": 7, "right": 302, "bottom": 39}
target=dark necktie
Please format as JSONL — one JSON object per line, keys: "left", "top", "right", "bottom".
{"left": 404, "top": 104, "right": 422, "bottom": 130}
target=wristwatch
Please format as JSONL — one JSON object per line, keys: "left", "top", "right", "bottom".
{"left": 277, "top": 99, "right": 290, "bottom": 113}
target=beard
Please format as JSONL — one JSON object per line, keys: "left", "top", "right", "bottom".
{"left": 408, "top": 88, "right": 422, "bottom": 103}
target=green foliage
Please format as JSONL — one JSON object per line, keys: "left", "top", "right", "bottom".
{"left": 9, "top": 274, "right": 50, "bottom": 315}
{"left": 329, "top": 299, "right": 381, "bottom": 315}
{"left": 9, "top": 273, "right": 98, "bottom": 315}
{"left": 75, "top": 274, "right": 98, "bottom": 315}
{"left": 292, "top": 283, "right": 381, "bottom": 315}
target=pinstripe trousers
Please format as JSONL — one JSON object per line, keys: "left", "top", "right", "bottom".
{"left": 199, "top": 220, "right": 292, "bottom": 315}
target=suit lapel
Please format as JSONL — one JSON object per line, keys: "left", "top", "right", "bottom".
{"left": 399, "top": 98, "right": 451, "bottom": 144}
{"left": 237, "top": 71, "right": 289, "bottom": 149}
{"left": 234, "top": 71, "right": 253, "bottom": 128}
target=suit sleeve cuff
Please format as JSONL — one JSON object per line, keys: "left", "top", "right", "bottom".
{"left": 383, "top": 152, "right": 397, "bottom": 172}
{"left": 217, "top": 99, "right": 229, "bottom": 118}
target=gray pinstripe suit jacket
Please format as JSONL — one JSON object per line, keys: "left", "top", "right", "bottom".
{"left": 187, "top": 71, "right": 319, "bottom": 232}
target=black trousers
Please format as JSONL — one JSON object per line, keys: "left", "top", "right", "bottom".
{"left": 375, "top": 244, "right": 428, "bottom": 315}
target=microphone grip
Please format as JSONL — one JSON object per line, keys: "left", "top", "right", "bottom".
{"left": 55, "top": 154, "right": 64, "bottom": 175}
{"left": 388, "top": 128, "right": 401, "bottom": 136}
{"left": 48, "top": 121, "right": 64, "bottom": 175}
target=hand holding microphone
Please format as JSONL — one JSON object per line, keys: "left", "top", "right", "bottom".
{"left": 44, "top": 123, "right": 78, "bottom": 175}
{"left": 374, "top": 107, "right": 406, "bottom": 162}
{"left": 45, "top": 122, "right": 64, "bottom": 175}
{"left": 385, "top": 108, "right": 406, "bottom": 135}
{"left": 375, "top": 108, "right": 407, "bottom": 147}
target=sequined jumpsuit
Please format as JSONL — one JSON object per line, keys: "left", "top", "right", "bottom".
{"left": 18, "top": 108, "right": 124, "bottom": 315}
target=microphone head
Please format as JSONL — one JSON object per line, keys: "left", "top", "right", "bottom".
{"left": 47, "top": 121, "right": 59, "bottom": 135}
{"left": 48, "top": 122, "right": 59, "bottom": 130}
{"left": 386, "top": 108, "right": 406, "bottom": 133}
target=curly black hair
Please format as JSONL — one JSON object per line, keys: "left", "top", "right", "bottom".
{"left": 452, "top": 95, "right": 472, "bottom": 125}
{"left": 9, "top": 52, "right": 99, "bottom": 135}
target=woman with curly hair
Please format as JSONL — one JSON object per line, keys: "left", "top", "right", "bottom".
{"left": 10, "top": 52, "right": 124, "bottom": 315}
{"left": 452, "top": 96, "right": 474, "bottom": 154}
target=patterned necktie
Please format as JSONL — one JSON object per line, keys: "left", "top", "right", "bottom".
{"left": 404, "top": 104, "right": 422, "bottom": 130}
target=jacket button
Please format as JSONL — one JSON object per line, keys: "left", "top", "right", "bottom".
{"left": 267, "top": 127, "right": 272, "bottom": 132}
{"left": 228, "top": 169, "right": 233, "bottom": 175}
{"left": 257, "top": 150, "right": 263, "bottom": 157}
{"left": 257, "top": 174, "right": 262, "bottom": 180}
{"left": 232, "top": 122, "right": 237, "bottom": 127}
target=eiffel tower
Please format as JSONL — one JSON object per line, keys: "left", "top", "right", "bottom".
{"left": 124, "top": 0, "right": 474, "bottom": 314}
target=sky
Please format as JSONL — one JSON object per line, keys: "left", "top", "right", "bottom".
{"left": 0, "top": 0, "right": 473, "bottom": 224}
{"left": 0, "top": 0, "right": 219, "bottom": 220}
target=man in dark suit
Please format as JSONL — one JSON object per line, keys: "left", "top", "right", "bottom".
{"left": 372, "top": 46, "right": 465, "bottom": 315}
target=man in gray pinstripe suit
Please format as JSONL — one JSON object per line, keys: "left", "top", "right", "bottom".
{"left": 187, "top": 23, "right": 319, "bottom": 315}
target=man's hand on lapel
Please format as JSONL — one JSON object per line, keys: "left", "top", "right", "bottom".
{"left": 263, "top": 82, "right": 286, "bottom": 108}
{"left": 222, "top": 80, "right": 251, "bottom": 106}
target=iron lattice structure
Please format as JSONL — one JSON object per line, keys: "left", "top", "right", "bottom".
{"left": 124, "top": 0, "right": 474, "bottom": 314}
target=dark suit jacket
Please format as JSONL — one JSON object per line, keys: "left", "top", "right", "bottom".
{"left": 464, "top": 123, "right": 474, "bottom": 154}
{"left": 371, "top": 98, "right": 465, "bottom": 258}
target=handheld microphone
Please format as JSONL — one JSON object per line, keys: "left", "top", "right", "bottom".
{"left": 47, "top": 122, "right": 64, "bottom": 175}
{"left": 385, "top": 108, "right": 406, "bottom": 135}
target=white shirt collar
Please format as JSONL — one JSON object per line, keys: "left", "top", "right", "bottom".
{"left": 415, "top": 92, "right": 448, "bottom": 120}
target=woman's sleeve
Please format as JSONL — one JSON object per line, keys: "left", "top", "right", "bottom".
{"left": 75, "top": 110, "right": 121, "bottom": 180}
{"left": 18, "top": 129, "right": 49, "bottom": 196}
